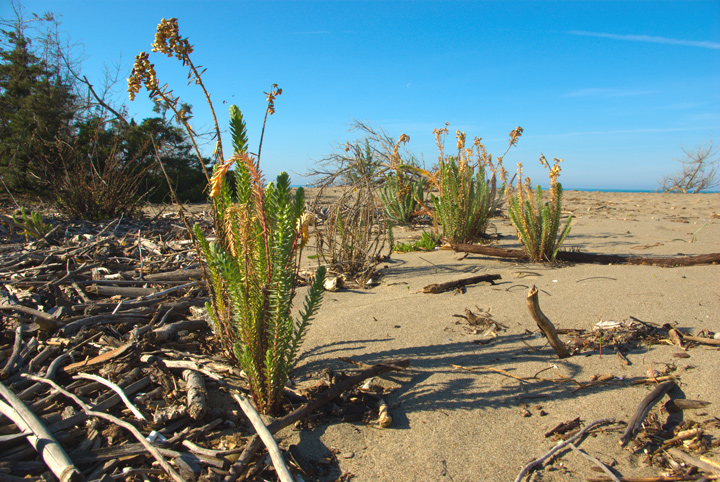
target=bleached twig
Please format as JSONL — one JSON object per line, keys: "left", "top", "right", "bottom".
{"left": 74, "top": 372, "right": 147, "bottom": 421}
{"left": 233, "top": 392, "right": 295, "bottom": 482}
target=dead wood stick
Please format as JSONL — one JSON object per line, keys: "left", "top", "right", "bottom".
{"left": 233, "top": 393, "right": 295, "bottom": 482}
{"left": 1, "top": 325, "right": 24, "bottom": 378}
{"left": 620, "top": 380, "right": 675, "bottom": 446}
{"left": 18, "top": 354, "right": 70, "bottom": 400}
{"left": 85, "top": 285, "right": 157, "bottom": 298}
{"left": 139, "top": 282, "right": 200, "bottom": 300}
{"left": 526, "top": 285, "right": 570, "bottom": 358}
{"left": 140, "top": 267, "right": 204, "bottom": 281}
{"left": 681, "top": 334, "right": 720, "bottom": 346}
{"left": 139, "top": 356, "right": 223, "bottom": 381}
{"left": 73, "top": 373, "right": 146, "bottom": 421}
{"left": 183, "top": 369, "right": 208, "bottom": 420}
{"left": 224, "top": 359, "right": 410, "bottom": 482}
{"left": 587, "top": 476, "right": 718, "bottom": 481}
{"left": 450, "top": 243, "right": 720, "bottom": 267}
{"left": 422, "top": 274, "right": 501, "bottom": 293}
{"left": 0, "top": 305, "right": 59, "bottom": 331}
{"left": 154, "top": 318, "right": 208, "bottom": 342}
{"left": 0, "top": 382, "right": 83, "bottom": 482}
{"left": 451, "top": 364, "right": 530, "bottom": 384}
{"left": 513, "top": 418, "right": 616, "bottom": 482}
{"left": 63, "top": 343, "right": 134, "bottom": 374}
{"left": 567, "top": 442, "right": 621, "bottom": 482}
{"left": 24, "top": 374, "right": 184, "bottom": 482}
{"left": 47, "top": 261, "right": 102, "bottom": 288}
{"left": 667, "top": 448, "right": 720, "bottom": 476}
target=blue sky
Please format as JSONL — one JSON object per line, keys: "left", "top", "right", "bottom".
{"left": 7, "top": 0, "right": 720, "bottom": 190}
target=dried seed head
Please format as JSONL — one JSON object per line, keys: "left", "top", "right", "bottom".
{"left": 509, "top": 126, "right": 523, "bottom": 147}
{"left": 264, "top": 84, "right": 282, "bottom": 115}
{"left": 209, "top": 154, "right": 242, "bottom": 198}
{"left": 224, "top": 204, "right": 253, "bottom": 258}
{"left": 152, "top": 18, "right": 194, "bottom": 60}
{"left": 297, "top": 212, "right": 314, "bottom": 249}
{"left": 128, "top": 52, "right": 159, "bottom": 100}
{"left": 456, "top": 130, "right": 466, "bottom": 151}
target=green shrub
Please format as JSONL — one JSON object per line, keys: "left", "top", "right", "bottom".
{"left": 506, "top": 156, "right": 572, "bottom": 262}
{"left": 12, "top": 207, "right": 51, "bottom": 240}
{"left": 420, "top": 126, "right": 518, "bottom": 244}
{"left": 393, "top": 231, "right": 439, "bottom": 253}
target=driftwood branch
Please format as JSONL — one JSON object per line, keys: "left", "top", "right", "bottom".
{"left": 73, "top": 373, "right": 146, "bottom": 421}
{"left": 0, "top": 304, "right": 60, "bottom": 331}
{"left": 451, "top": 243, "right": 720, "bottom": 267}
{"left": 233, "top": 393, "right": 295, "bottom": 482}
{"left": 24, "top": 374, "right": 184, "bottom": 482}
{"left": 526, "top": 285, "right": 570, "bottom": 358}
{"left": 666, "top": 448, "right": 720, "bottom": 476}
{"left": 225, "top": 359, "right": 410, "bottom": 481}
{"left": 568, "top": 442, "right": 622, "bottom": 482}
{"left": 620, "top": 380, "right": 676, "bottom": 446}
{"left": 0, "top": 382, "right": 84, "bottom": 482}
{"left": 422, "top": 274, "right": 501, "bottom": 293}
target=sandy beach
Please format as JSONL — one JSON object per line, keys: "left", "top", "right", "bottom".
{"left": 282, "top": 190, "right": 720, "bottom": 481}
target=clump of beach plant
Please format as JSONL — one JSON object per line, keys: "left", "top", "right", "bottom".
{"left": 315, "top": 179, "right": 391, "bottom": 284}
{"left": 412, "top": 124, "right": 520, "bottom": 244}
{"left": 12, "top": 207, "right": 51, "bottom": 240}
{"left": 379, "top": 134, "right": 425, "bottom": 224}
{"left": 393, "top": 230, "right": 439, "bottom": 253}
{"left": 506, "top": 156, "right": 572, "bottom": 262}
{"left": 129, "top": 18, "right": 325, "bottom": 415}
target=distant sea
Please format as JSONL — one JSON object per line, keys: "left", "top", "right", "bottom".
{"left": 567, "top": 188, "right": 719, "bottom": 193}
{"left": 291, "top": 185, "right": 717, "bottom": 193}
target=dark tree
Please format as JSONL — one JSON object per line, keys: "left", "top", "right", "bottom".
{"left": 0, "top": 28, "right": 76, "bottom": 190}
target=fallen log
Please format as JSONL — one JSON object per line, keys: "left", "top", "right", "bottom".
{"left": 450, "top": 243, "right": 720, "bottom": 267}
{"left": 422, "top": 274, "right": 502, "bottom": 293}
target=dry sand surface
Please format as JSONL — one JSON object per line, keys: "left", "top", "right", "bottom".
{"left": 284, "top": 190, "right": 720, "bottom": 481}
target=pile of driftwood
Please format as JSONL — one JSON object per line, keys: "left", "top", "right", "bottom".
{"left": 0, "top": 210, "right": 407, "bottom": 482}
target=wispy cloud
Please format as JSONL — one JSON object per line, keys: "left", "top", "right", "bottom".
{"left": 528, "top": 126, "right": 720, "bottom": 139}
{"left": 564, "top": 88, "right": 656, "bottom": 98}
{"left": 568, "top": 30, "right": 720, "bottom": 50}
{"left": 288, "top": 31, "right": 332, "bottom": 35}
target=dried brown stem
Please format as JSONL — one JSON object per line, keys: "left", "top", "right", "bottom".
{"left": 526, "top": 285, "right": 570, "bottom": 358}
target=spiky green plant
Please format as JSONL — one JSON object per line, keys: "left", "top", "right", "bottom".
{"left": 431, "top": 155, "right": 498, "bottom": 244}
{"left": 406, "top": 125, "right": 521, "bottom": 244}
{"left": 380, "top": 168, "right": 424, "bottom": 224}
{"left": 12, "top": 207, "right": 51, "bottom": 240}
{"left": 129, "top": 18, "right": 325, "bottom": 415}
{"left": 195, "top": 106, "right": 326, "bottom": 415}
{"left": 506, "top": 156, "right": 572, "bottom": 262}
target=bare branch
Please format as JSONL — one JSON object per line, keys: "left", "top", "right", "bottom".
{"left": 659, "top": 139, "right": 719, "bottom": 193}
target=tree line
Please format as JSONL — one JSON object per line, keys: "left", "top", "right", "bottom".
{"left": 0, "top": 4, "right": 210, "bottom": 220}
